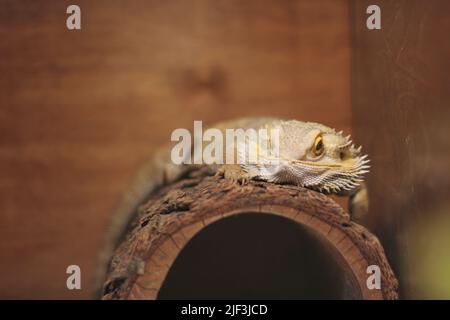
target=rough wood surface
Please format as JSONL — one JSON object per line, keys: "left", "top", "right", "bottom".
{"left": 102, "top": 174, "right": 399, "bottom": 300}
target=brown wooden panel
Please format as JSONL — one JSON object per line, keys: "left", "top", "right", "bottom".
{"left": 351, "top": 0, "right": 450, "bottom": 298}
{"left": 0, "top": 0, "right": 351, "bottom": 298}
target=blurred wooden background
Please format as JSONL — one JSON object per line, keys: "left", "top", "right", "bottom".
{"left": 352, "top": 0, "right": 450, "bottom": 299}
{"left": 3, "top": 0, "right": 448, "bottom": 300}
{"left": 0, "top": 0, "right": 351, "bottom": 298}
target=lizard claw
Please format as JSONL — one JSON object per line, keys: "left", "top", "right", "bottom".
{"left": 215, "top": 166, "right": 226, "bottom": 178}
{"left": 219, "top": 165, "right": 250, "bottom": 185}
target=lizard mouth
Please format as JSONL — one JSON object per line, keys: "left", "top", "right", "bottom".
{"left": 240, "top": 154, "right": 370, "bottom": 194}
{"left": 288, "top": 155, "right": 370, "bottom": 193}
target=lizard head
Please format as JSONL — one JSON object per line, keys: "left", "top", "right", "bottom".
{"left": 240, "top": 120, "right": 370, "bottom": 194}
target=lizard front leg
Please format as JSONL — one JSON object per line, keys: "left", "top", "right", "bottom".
{"left": 216, "top": 164, "right": 251, "bottom": 185}
{"left": 347, "top": 182, "right": 369, "bottom": 222}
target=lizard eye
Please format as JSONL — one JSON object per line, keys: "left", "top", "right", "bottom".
{"left": 312, "top": 135, "right": 325, "bottom": 156}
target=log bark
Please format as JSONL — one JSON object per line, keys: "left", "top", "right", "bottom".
{"left": 102, "top": 174, "right": 399, "bottom": 300}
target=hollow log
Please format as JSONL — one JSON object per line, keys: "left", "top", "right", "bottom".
{"left": 102, "top": 174, "right": 399, "bottom": 300}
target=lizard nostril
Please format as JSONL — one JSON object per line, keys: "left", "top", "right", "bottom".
{"left": 340, "top": 152, "right": 345, "bottom": 160}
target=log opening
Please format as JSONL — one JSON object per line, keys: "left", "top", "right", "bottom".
{"left": 158, "top": 213, "right": 361, "bottom": 299}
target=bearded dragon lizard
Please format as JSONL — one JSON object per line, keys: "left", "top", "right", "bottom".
{"left": 94, "top": 117, "right": 370, "bottom": 296}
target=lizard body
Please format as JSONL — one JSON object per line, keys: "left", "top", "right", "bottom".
{"left": 94, "top": 117, "right": 369, "bottom": 297}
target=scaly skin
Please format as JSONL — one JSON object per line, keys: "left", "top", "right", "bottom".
{"left": 232, "top": 119, "right": 370, "bottom": 193}
{"left": 93, "top": 117, "right": 370, "bottom": 297}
